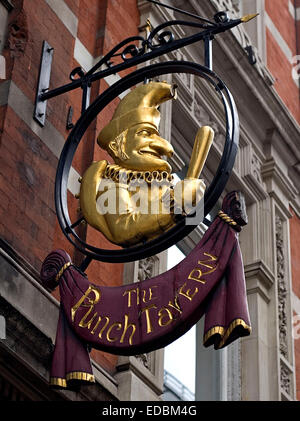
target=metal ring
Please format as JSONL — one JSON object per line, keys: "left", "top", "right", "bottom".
{"left": 55, "top": 61, "right": 239, "bottom": 263}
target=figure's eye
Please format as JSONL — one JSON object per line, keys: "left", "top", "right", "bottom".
{"left": 138, "top": 129, "right": 151, "bottom": 136}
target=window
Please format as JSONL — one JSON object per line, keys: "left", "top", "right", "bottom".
{"left": 164, "top": 245, "right": 196, "bottom": 400}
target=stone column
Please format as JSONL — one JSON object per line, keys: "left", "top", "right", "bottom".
{"left": 240, "top": 137, "right": 297, "bottom": 401}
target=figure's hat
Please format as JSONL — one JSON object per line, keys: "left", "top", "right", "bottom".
{"left": 97, "top": 81, "right": 177, "bottom": 149}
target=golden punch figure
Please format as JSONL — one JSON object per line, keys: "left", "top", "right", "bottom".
{"left": 79, "top": 81, "right": 214, "bottom": 246}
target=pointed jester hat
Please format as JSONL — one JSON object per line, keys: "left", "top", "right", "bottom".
{"left": 97, "top": 81, "right": 177, "bottom": 149}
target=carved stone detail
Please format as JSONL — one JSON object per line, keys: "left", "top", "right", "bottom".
{"left": 231, "top": 0, "right": 242, "bottom": 14}
{"left": 241, "top": 145, "right": 267, "bottom": 200}
{"left": 138, "top": 256, "right": 159, "bottom": 282}
{"left": 211, "top": 0, "right": 241, "bottom": 18}
{"left": 135, "top": 353, "right": 150, "bottom": 370}
{"left": 251, "top": 153, "right": 263, "bottom": 184}
{"left": 275, "top": 216, "right": 288, "bottom": 361}
{"left": 280, "top": 360, "right": 292, "bottom": 396}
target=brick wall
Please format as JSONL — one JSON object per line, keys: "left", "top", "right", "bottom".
{"left": 265, "top": 0, "right": 300, "bottom": 123}
{"left": 290, "top": 207, "right": 300, "bottom": 400}
{"left": 0, "top": 0, "right": 140, "bottom": 373}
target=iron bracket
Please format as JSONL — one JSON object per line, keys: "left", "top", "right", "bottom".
{"left": 34, "top": 41, "right": 54, "bottom": 126}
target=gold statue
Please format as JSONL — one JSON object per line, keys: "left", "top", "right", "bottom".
{"left": 79, "top": 81, "right": 214, "bottom": 246}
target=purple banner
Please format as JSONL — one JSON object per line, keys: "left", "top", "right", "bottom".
{"left": 40, "top": 193, "right": 251, "bottom": 389}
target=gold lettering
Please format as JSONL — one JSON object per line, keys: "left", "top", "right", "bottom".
{"left": 142, "top": 286, "right": 158, "bottom": 303}
{"left": 123, "top": 286, "right": 158, "bottom": 307}
{"left": 90, "top": 315, "right": 109, "bottom": 335}
{"left": 168, "top": 296, "right": 182, "bottom": 314}
{"left": 188, "top": 253, "right": 218, "bottom": 284}
{"left": 106, "top": 322, "right": 122, "bottom": 342}
{"left": 188, "top": 268, "right": 205, "bottom": 284}
{"left": 158, "top": 307, "right": 173, "bottom": 327}
{"left": 99, "top": 317, "right": 110, "bottom": 339}
{"left": 79, "top": 310, "right": 99, "bottom": 329}
{"left": 198, "top": 253, "right": 218, "bottom": 274}
{"left": 141, "top": 305, "right": 157, "bottom": 334}
{"left": 71, "top": 286, "right": 101, "bottom": 322}
{"left": 123, "top": 288, "right": 139, "bottom": 308}
{"left": 179, "top": 282, "right": 199, "bottom": 301}
{"left": 120, "top": 314, "right": 136, "bottom": 345}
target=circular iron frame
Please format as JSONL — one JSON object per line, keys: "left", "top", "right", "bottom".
{"left": 55, "top": 61, "right": 239, "bottom": 263}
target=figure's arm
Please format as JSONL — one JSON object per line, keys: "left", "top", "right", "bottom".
{"left": 172, "top": 126, "right": 214, "bottom": 214}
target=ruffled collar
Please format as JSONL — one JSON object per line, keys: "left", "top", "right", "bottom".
{"left": 104, "top": 164, "right": 173, "bottom": 184}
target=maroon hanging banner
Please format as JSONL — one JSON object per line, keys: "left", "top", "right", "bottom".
{"left": 40, "top": 192, "right": 251, "bottom": 389}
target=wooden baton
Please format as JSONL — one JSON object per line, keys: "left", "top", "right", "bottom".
{"left": 186, "top": 126, "right": 214, "bottom": 179}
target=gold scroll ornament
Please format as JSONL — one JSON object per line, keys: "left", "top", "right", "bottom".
{"left": 79, "top": 81, "right": 214, "bottom": 246}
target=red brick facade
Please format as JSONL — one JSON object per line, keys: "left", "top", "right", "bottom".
{"left": 265, "top": 0, "right": 300, "bottom": 123}
{"left": 0, "top": 0, "right": 139, "bottom": 374}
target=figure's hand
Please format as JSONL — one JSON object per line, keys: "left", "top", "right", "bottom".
{"left": 173, "top": 178, "right": 206, "bottom": 215}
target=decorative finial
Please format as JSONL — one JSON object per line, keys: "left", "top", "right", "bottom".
{"left": 241, "top": 13, "right": 259, "bottom": 23}
{"left": 146, "top": 18, "right": 152, "bottom": 32}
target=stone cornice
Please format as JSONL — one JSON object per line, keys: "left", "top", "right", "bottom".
{"left": 244, "top": 259, "right": 274, "bottom": 289}
{"left": 261, "top": 158, "right": 299, "bottom": 215}
{"left": 244, "top": 259, "right": 275, "bottom": 303}
{"left": 117, "top": 356, "right": 163, "bottom": 396}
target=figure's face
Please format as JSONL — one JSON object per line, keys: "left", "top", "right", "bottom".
{"left": 111, "top": 123, "right": 174, "bottom": 172}
{"left": 231, "top": 196, "right": 248, "bottom": 226}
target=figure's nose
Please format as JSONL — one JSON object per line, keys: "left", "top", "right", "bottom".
{"left": 150, "top": 137, "right": 174, "bottom": 158}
